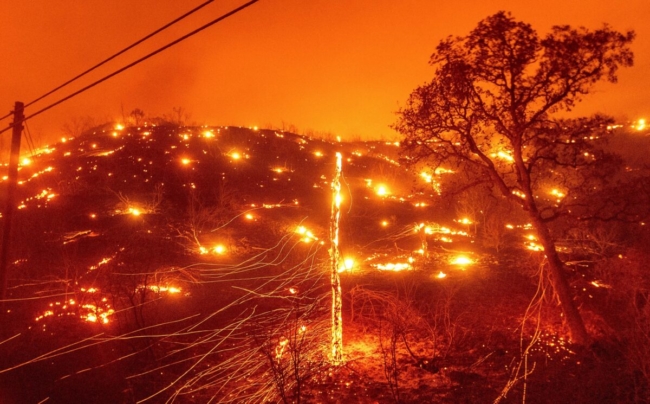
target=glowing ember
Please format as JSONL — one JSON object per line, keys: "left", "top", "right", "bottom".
{"left": 590, "top": 280, "right": 611, "bottom": 289}
{"left": 635, "top": 118, "right": 646, "bottom": 131}
{"left": 181, "top": 158, "right": 191, "bottom": 165}
{"left": 296, "top": 225, "right": 318, "bottom": 242}
{"left": 436, "top": 271, "right": 447, "bottom": 279}
{"left": 492, "top": 150, "right": 514, "bottom": 162}
{"left": 339, "top": 257, "right": 355, "bottom": 273}
{"left": 450, "top": 256, "right": 474, "bottom": 266}
{"left": 375, "top": 184, "right": 389, "bottom": 197}
{"left": 212, "top": 245, "right": 226, "bottom": 255}
{"left": 375, "top": 262, "right": 412, "bottom": 271}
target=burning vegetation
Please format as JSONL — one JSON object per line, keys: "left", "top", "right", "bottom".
{"left": 1, "top": 12, "right": 650, "bottom": 404}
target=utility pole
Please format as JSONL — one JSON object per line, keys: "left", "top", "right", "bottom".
{"left": 0, "top": 102, "right": 24, "bottom": 305}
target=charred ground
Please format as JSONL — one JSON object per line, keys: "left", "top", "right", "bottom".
{"left": 0, "top": 123, "right": 648, "bottom": 403}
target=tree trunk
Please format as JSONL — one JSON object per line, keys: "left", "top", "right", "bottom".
{"left": 530, "top": 214, "right": 590, "bottom": 345}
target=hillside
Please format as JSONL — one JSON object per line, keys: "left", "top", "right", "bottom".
{"left": 0, "top": 123, "right": 648, "bottom": 403}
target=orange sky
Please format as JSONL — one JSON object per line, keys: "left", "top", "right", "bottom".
{"left": 0, "top": 0, "right": 648, "bottom": 148}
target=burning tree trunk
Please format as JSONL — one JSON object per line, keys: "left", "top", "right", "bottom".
{"left": 329, "top": 152, "right": 343, "bottom": 364}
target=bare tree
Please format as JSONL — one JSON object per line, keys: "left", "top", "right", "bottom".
{"left": 394, "top": 11, "right": 635, "bottom": 344}
{"left": 61, "top": 115, "right": 96, "bottom": 137}
{"left": 130, "top": 108, "right": 145, "bottom": 126}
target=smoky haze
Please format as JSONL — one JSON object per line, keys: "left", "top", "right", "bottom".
{"left": 0, "top": 0, "right": 648, "bottom": 156}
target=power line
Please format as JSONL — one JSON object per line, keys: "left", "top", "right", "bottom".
{"left": 24, "top": 0, "right": 216, "bottom": 109}
{"left": 0, "top": 0, "right": 260, "bottom": 136}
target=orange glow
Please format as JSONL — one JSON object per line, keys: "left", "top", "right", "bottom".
{"left": 339, "top": 257, "right": 355, "bottom": 273}
{"left": 0, "top": 3, "right": 646, "bottom": 145}
{"left": 375, "top": 262, "right": 412, "bottom": 271}
{"left": 181, "top": 158, "right": 191, "bottom": 165}
{"left": 450, "top": 256, "right": 473, "bottom": 266}
{"left": 635, "top": 118, "right": 646, "bottom": 131}
{"left": 375, "top": 184, "right": 389, "bottom": 197}
{"left": 296, "top": 225, "right": 318, "bottom": 242}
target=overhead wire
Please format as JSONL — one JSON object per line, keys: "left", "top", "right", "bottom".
{"left": 24, "top": 0, "right": 216, "bottom": 109}
{"left": 0, "top": 0, "right": 260, "bottom": 137}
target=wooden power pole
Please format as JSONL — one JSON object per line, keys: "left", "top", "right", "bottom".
{"left": 0, "top": 101, "right": 24, "bottom": 304}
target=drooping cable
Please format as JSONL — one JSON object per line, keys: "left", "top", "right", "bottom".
{"left": 24, "top": 0, "right": 216, "bottom": 109}
{"left": 0, "top": 0, "right": 260, "bottom": 137}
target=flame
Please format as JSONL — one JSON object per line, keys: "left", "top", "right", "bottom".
{"left": 450, "top": 256, "right": 473, "bottom": 266}
{"left": 491, "top": 150, "right": 514, "bottom": 162}
{"left": 635, "top": 118, "right": 646, "bottom": 131}
{"left": 375, "top": 262, "right": 412, "bottom": 271}
{"left": 375, "top": 184, "right": 389, "bottom": 197}
{"left": 296, "top": 225, "right": 318, "bottom": 242}
{"left": 339, "top": 257, "right": 355, "bottom": 273}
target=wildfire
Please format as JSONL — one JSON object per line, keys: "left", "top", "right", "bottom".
{"left": 374, "top": 262, "right": 412, "bottom": 271}
{"left": 450, "top": 255, "right": 474, "bottom": 267}
{"left": 492, "top": 150, "right": 514, "bottom": 162}
{"left": 296, "top": 225, "right": 318, "bottom": 243}
{"left": 145, "top": 285, "right": 182, "bottom": 294}
{"left": 634, "top": 118, "right": 646, "bottom": 131}
{"left": 339, "top": 257, "right": 356, "bottom": 273}
{"left": 375, "top": 184, "right": 390, "bottom": 197}
{"left": 550, "top": 188, "right": 565, "bottom": 202}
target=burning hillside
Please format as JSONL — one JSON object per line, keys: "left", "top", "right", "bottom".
{"left": 0, "top": 121, "right": 649, "bottom": 403}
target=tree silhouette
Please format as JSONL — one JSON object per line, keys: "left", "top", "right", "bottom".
{"left": 394, "top": 11, "right": 634, "bottom": 344}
